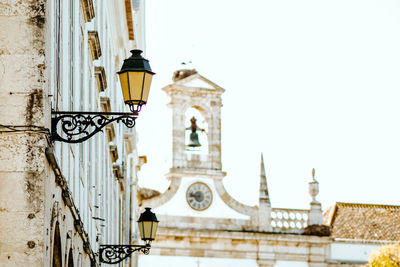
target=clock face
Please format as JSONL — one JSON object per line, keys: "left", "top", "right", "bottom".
{"left": 186, "top": 182, "right": 213, "bottom": 211}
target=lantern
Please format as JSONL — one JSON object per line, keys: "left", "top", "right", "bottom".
{"left": 137, "top": 207, "right": 159, "bottom": 245}
{"left": 118, "top": 49, "right": 155, "bottom": 112}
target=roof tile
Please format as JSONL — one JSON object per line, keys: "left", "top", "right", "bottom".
{"left": 326, "top": 203, "right": 400, "bottom": 241}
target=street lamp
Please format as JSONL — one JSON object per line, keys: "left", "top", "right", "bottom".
{"left": 99, "top": 208, "right": 159, "bottom": 264}
{"left": 137, "top": 207, "right": 159, "bottom": 245}
{"left": 51, "top": 49, "right": 154, "bottom": 143}
{"left": 118, "top": 50, "right": 155, "bottom": 113}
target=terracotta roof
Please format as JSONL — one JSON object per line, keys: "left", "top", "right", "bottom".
{"left": 324, "top": 202, "right": 400, "bottom": 241}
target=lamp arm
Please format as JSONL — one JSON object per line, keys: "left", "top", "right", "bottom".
{"left": 51, "top": 111, "right": 137, "bottom": 143}
{"left": 99, "top": 244, "right": 150, "bottom": 264}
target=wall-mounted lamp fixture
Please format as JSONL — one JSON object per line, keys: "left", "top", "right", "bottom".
{"left": 99, "top": 208, "right": 159, "bottom": 264}
{"left": 51, "top": 49, "right": 154, "bottom": 143}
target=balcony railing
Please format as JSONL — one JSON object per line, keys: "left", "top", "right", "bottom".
{"left": 270, "top": 208, "right": 309, "bottom": 233}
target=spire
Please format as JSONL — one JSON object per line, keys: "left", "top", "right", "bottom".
{"left": 259, "top": 154, "right": 270, "bottom": 205}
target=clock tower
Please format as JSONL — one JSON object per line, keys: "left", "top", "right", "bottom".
{"left": 142, "top": 69, "right": 259, "bottom": 220}
{"left": 139, "top": 69, "right": 331, "bottom": 267}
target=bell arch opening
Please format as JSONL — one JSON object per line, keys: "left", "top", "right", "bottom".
{"left": 185, "top": 106, "right": 208, "bottom": 155}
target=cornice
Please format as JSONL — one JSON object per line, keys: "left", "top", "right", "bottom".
{"left": 94, "top": 66, "right": 107, "bottom": 92}
{"left": 81, "top": 0, "right": 95, "bottom": 22}
{"left": 88, "top": 31, "right": 101, "bottom": 60}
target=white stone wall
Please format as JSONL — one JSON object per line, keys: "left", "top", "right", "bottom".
{"left": 144, "top": 228, "right": 331, "bottom": 267}
{"left": 0, "top": 1, "right": 47, "bottom": 265}
{"left": 140, "top": 255, "right": 259, "bottom": 267}
{"left": 328, "top": 241, "right": 381, "bottom": 265}
{"left": 0, "top": 0, "right": 146, "bottom": 266}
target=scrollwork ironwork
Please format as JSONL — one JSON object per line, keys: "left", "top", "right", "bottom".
{"left": 51, "top": 111, "right": 137, "bottom": 143}
{"left": 99, "top": 244, "right": 150, "bottom": 264}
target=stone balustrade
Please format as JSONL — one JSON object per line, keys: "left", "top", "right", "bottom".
{"left": 270, "top": 208, "right": 309, "bottom": 233}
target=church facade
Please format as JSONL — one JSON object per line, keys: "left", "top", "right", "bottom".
{"left": 138, "top": 70, "right": 399, "bottom": 267}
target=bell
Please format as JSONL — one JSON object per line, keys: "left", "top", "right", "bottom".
{"left": 187, "top": 132, "right": 201, "bottom": 147}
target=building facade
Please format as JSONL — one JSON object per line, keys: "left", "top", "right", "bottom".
{"left": 0, "top": 0, "right": 147, "bottom": 266}
{"left": 138, "top": 69, "right": 399, "bottom": 267}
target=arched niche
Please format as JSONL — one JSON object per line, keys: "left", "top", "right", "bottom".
{"left": 67, "top": 248, "right": 74, "bottom": 267}
{"left": 52, "top": 222, "right": 62, "bottom": 267}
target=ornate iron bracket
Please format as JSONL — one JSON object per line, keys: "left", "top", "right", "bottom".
{"left": 99, "top": 244, "right": 150, "bottom": 264}
{"left": 51, "top": 111, "right": 138, "bottom": 143}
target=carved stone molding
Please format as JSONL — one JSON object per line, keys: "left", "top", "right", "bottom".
{"left": 257, "top": 260, "right": 276, "bottom": 267}
{"left": 50, "top": 201, "right": 61, "bottom": 230}
{"left": 88, "top": 31, "right": 101, "bottom": 60}
{"left": 141, "top": 177, "right": 182, "bottom": 208}
{"left": 151, "top": 228, "right": 331, "bottom": 261}
{"left": 100, "top": 96, "right": 115, "bottom": 143}
{"left": 138, "top": 156, "right": 147, "bottom": 170}
{"left": 81, "top": 0, "right": 95, "bottom": 22}
{"left": 109, "top": 144, "right": 118, "bottom": 163}
{"left": 105, "top": 124, "right": 116, "bottom": 142}
{"left": 95, "top": 66, "right": 107, "bottom": 92}
{"left": 123, "top": 132, "right": 135, "bottom": 154}
{"left": 156, "top": 215, "right": 253, "bottom": 232}
{"left": 113, "top": 163, "right": 123, "bottom": 179}
{"left": 100, "top": 96, "right": 111, "bottom": 113}
{"left": 124, "top": 0, "right": 134, "bottom": 40}
{"left": 165, "top": 168, "right": 226, "bottom": 180}
{"left": 162, "top": 73, "right": 225, "bottom": 96}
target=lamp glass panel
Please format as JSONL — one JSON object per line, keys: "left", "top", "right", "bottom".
{"left": 138, "top": 221, "right": 145, "bottom": 240}
{"left": 142, "top": 221, "right": 153, "bottom": 240}
{"left": 141, "top": 73, "right": 153, "bottom": 103}
{"left": 150, "top": 221, "right": 158, "bottom": 239}
{"left": 128, "top": 72, "right": 145, "bottom": 103}
{"left": 119, "top": 72, "right": 130, "bottom": 102}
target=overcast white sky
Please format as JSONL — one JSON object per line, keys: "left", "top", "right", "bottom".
{"left": 136, "top": 0, "right": 400, "bottom": 210}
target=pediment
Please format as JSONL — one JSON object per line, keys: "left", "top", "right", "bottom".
{"left": 169, "top": 73, "right": 225, "bottom": 92}
{"left": 178, "top": 75, "right": 216, "bottom": 89}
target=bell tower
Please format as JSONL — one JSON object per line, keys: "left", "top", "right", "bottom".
{"left": 163, "top": 69, "right": 225, "bottom": 180}
{"left": 145, "top": 68, "right": 249, "bottom": 219}
{"left": 163, "top": 69, "right": 225, "bottom": 175}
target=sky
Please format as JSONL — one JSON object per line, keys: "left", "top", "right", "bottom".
{"left": 136, "top": 0, "right": 400, "bottom": 211}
